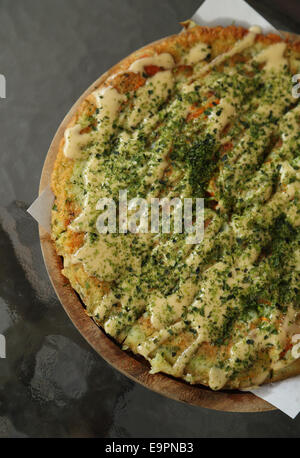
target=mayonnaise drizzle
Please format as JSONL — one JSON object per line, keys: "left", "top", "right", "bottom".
{"left": 292, "top": 334, "right": 300, "bottom": 359}
{"left": 127, "top": 70, "right": 174, "bottom": 128}
{"left": 92, "top": 86, "right": 127, "bottom": 133}
{"left": 129, "top": 53, "right": 175, "bottom": 73}
{"left": 63, "top": 87, "right": 126, "bottom": 159}
{"left": 180, "top": 42, "right": 210, "bottom": 65}
{"left": 192, "top": 26, "right": 261, "bottom": 80}
{"left": 255, "top": 42, "right": 287, "bottom": 71}
{"left": 63, "top": 124, "right": 91, "bottom": 159}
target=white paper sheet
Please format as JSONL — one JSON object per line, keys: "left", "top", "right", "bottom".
{"left": 27, "top": 185, "right": 54, "bottom": 232}
{"left": 251, "top": 376, "right": 300, "bottom": 419}
{"left": 192, "top": 0, "right": 277, "bottom": 33}
{"left": 27, "top": 0, "right": 300, "bottom": 418}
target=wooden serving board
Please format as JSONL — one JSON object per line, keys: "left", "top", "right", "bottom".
{"left": 39, "top": 30, "right": 300, "bottom": 413}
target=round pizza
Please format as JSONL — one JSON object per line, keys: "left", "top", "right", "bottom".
{"left": 51, "top": 23, "right": 300, "bottom": 390}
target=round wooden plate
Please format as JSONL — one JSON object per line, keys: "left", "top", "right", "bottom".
{"left": 39, "top": 30, "right": 300, "bottom": 413}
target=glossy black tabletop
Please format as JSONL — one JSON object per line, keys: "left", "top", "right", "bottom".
{"left": 0, "top": 0, "right": 300, "bottom": 438}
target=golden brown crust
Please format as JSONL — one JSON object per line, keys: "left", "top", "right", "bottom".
{"left": 51, "top": 25, "right": 300, "bottom": 389}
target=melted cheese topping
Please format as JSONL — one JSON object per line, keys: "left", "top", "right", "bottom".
{"left": 54, "top": 27, "right": 300, "bottom": 391}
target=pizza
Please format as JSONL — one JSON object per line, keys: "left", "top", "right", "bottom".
{"left": 51, "top": 23, "right": 300, "bottom": 390}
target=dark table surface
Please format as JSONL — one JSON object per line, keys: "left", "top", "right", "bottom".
{"left": 0, "top": 0, "right": 300, "bottom": 438}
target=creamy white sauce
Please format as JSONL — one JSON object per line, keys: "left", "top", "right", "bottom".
{"left": 192, "top": 26, "right": 261, "bottom": 80}
{"left": 127, "top": 70, "right": 174, "bottom": 128}
{"left": 72, "top": 233, "right": 140, "bottom": 281}
{"left": 180, "top": 42, "right": 210, "bottom": 65}
{"left": 63, "top": 86, "right": 126, "bottom": 159}
{"left": 208, "top": 367, "right": 228, "bottom": 390}
{"left": 249, "top": 25, "right": 262, "bottom": 34}
{"left": 148, "top": 278, "right": 198, "bottom": 330}
{"left": 207, "top": 99, "right": 236, "bottom": 136}
{"left": 92, "top": 86, "right": 127, "bottom": 136}
{"left": 129, "top": 53, "right": 175, "bottom": 73}
{"left": 172, "top": 335, "right": 203, "bottom": 376}
{"left": 255, "top": 42, "right": 287, "bottom": 71}
{"left": 292, "top": 334, "right": 300, "bottom": 359}
{"left": 63, "top": 124, "right": 91, "bottom": 159}
{"left": 137, "top": 321, "right": 184, "bottom": 358}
